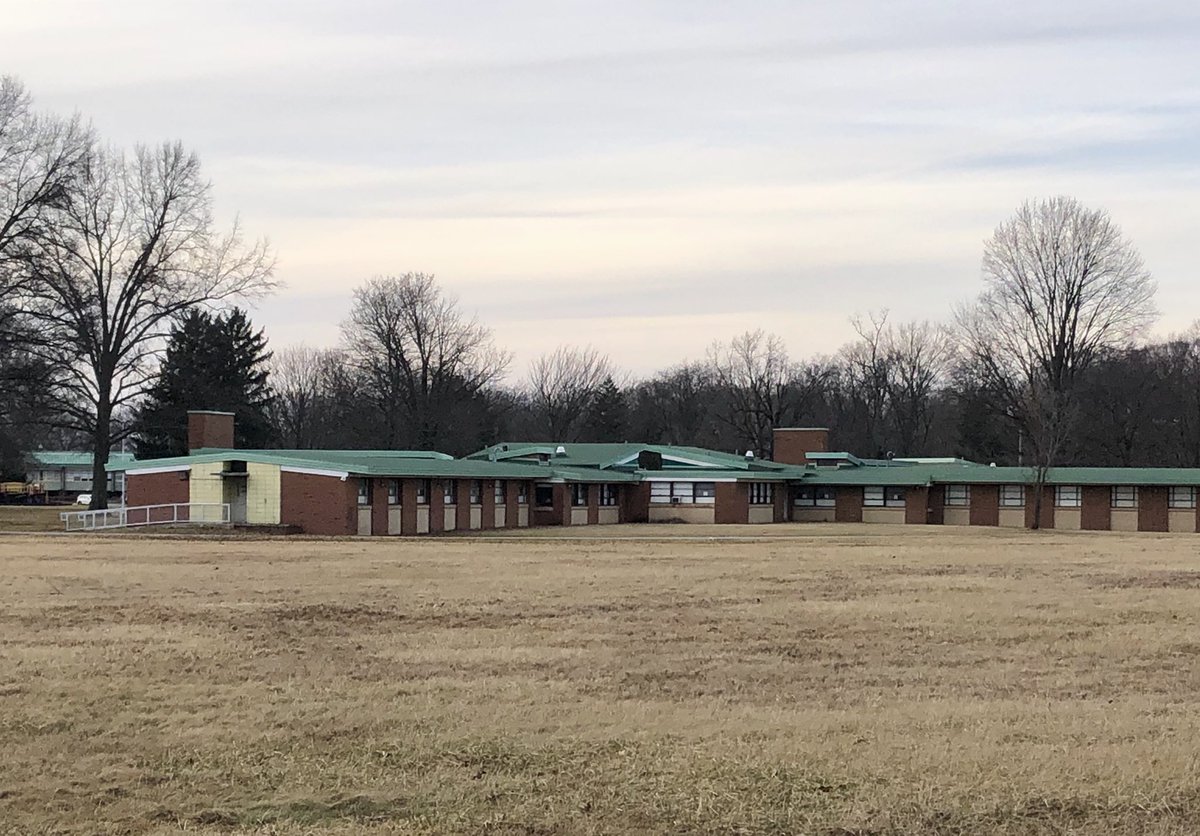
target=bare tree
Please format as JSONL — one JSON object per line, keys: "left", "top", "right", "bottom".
{"left": 526, "top": 345, "right": 615, "bottom": 441}
{"left": 633, "top": 361, "right": 718, "bottom": 446}
{"left": 269, "top": 344, "right": 346, "bottom": 449}
{"left": 0, "top": 77, "right": 91, "bottom": 443}
{"left": 707, "top": 330, "right": 818, "bottom": 458}
{"left": 0, "top": 76, "right": 90, "bottom": 288}
{"left": 839, "top": 312, "right": 893, "bottom": 455}
{"left": 22, "top": 141, "right": 275, "bottom": 508}
{"left": 872, "top": 316, "right": 956, "bottom": 455}
{"left": 342, "top": 273, "right": 510, "bottom": 450}
{"left": 957, "top": 196, "right": 1156, "bottom": 526}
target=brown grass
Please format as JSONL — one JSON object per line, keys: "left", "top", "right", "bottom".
{"left": 3, "top": 523, "right": 1200, "bottom": 834}
{"left": 0, "top": 504, "right": 65, "bottom": 532}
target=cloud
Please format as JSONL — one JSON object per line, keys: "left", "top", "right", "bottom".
{"left": 2, "top": 0, "right": 1198, "bottom": 376}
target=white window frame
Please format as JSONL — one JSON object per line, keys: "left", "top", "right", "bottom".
{"left": 357, "top": 478, "right": 371, "bottom": 505}
{"left": 470, "top": 479, "right": 483, "bottom": 505}
{"left": 494, "top": 480, "right": 506, "bottom": 502}
{"left": 999, "top": 485, "right": 1025, "bottom": 507}
{"left": 417, "top": 480, "right": 429, "bottom": 505}
{"left": 1111, "top": 486, "right": 1138, "bottom": 509}
{"left": 1055, "top": 486, "right": 1081, "bottom": 508}
{"left": 884, "top": 486, "right": 906, "bottom": 507}
{"left": 443, "top": 480, "right": 457, "bottom": 504}
{"left": 387, "top": 479, "right": 400, "bottom": 505}
{"left": 863, "top": 486, "right": 885, "bottom": 507}
{"left": 1169, "top": 486, "right": 1197, "bottom": 509}
{"left": 944, "top": 485, "right": 970, "bottom": 507}
{"left": 598, "top": 484, "right": 619, "bottom": 506}
{"left": 749, "top": 482, "right": 774, "bottom": 506}
{"left": 571, "top": 483, "right": 589, "bottom": 507}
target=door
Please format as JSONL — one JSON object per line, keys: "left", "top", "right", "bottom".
{"left": 225, "top": 479, "right": 248, "bottom": 523}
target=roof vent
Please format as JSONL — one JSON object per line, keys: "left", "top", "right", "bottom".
{"left": 990, "top": 462, "right": 997, "bottom": 467}
{"left": 555, "top": 446, "right": 567, "bottom": 457}
{"left": 744, "top": 450, "right": 754, "bottom": 460}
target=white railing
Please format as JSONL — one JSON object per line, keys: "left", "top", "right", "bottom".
{"left": 61, "top": 503, "right": 231, "bottom": 532}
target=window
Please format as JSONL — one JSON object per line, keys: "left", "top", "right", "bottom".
{"left": 1111, "top": 486, "right": 1138, "bottom": 508}
{"left": 599, "top": 484, "right": 618, "bottom": 506}
{"left": 571, "top": 483, "right": 589, "bottom": 506}
{"left": 416, "top": 480, "right": 429, "bottom": 505}
{"left": 357, "top": 478, "right": 371, "bottom": 505}
{"left": 494, "top": 480, "right": 506, "bottom": 502}
{"left": 387, "top": 479, "right": 400, "bottom": 505}
{"left": 693, "top": 482, "right": 716, "bottom": 504}
{"left": 1000, "top": 485, "right": 1025, "bottom": 507}
{"left": 443, "top": 479, "right": 457, "bottom": 504}
{"left": 1055, "top": 486, "right": 1081, "bottom": 508}
{"left": 749, "top": 482, "right": 775, "bottom": 505}
{"left": 794, "top": 486, "right": 835, "bottom": 507}
{"left": 534, "top": 483, "right": 554, "bottom": 507}
{"left": 865, "top": 486, "right": 905, "bottom": 507}
{"left": 518, "top": 482, "right": 528, "bottom": 504}
{"left": 650, "top": 482, "right": 704, "bottom": 504}
{"left": 470, "top": 480, "right": 482, "bottom": 505}
{"left": 944, "top": 485, "right": 970, "bottom": 506}
{"left": 1169, "top": 486, "right": 1197, "bottom": 509}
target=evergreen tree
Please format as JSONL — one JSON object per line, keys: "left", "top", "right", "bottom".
{"left": 581, "top": 377, "right": 629, "bottom": 442}
{"left": 134, "top": 308, "right": 275, "bottom": 458}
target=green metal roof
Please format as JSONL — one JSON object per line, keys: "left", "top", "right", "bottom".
{"left": 114, "top": 449, "right": 637, "bottom": 482}
{"left": 469, "top": 442, "right": 789, "bottom": 472}
{"left": 193, "top": 447, "right": 454, "bottom": 460}
{"left": 28, "top": 451, "right": 136, "bottom": 468}
{"left": 802, "top": 464, "right": 1200, "bottom": 488}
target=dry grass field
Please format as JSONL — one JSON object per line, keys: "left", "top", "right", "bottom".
{"left": 0, "top": 504, "right": 67, "bottom": 532}
{"left": 3, "top": 524, "right": 1200, "bottom": 835}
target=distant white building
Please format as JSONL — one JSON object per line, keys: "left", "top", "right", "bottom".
{"left": 25, "top": 452, "right": 135, "bottom": 496}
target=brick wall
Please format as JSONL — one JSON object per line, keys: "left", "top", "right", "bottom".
{"left": 125, "top": 470, "right": 190, "bottom": 508}
{"left": 280, "top": 471, "right": 356, "bottom": 535}
{"left": 1138, "top": 486, "right": 1169, "bottom": 532}
{"left": 969, "top": 485, "right": 999, "bottom": 527}
{"left": 1081, "top": 486, "right": 1111, "bottom": 530}
{"left": 834, "top": 487, "right": 863, "bottom": 523}
{"left": 714, "top": 482, "right": 748, "bottom": 524}
{"left": 905, "top": 486, "right": 929, "bottom": 525}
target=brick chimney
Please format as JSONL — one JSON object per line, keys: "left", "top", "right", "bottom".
{"left": 771, "top": 427, "right": 828, "bottom": 465}
{"left": 187, "top": 410, "right": 235, "bottom": 452}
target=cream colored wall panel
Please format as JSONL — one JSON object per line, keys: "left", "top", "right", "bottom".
{"left": 356, "top": 508, "right": 371, "bottom": 536}
{"left": 748, "top": 506, "right": 775, "bottom": 525}
{"left": 598, "top": 508, "right": 620, "bottom": 525}
{"left": 570, "top": 508, "right": 589, "bottom": 525}
{"left": 388, "top": 508, "right": 402, "bottom": 535}
{"left": 793, "top": 508, "right": 836, "bottom": 523}
{"left": 444, "top": 508, "right": 456, "bottom": 530}
{"left": 862, "top": 507, "right": 906, "bottom": 525}
{"left": 495, "top": 507, "right": 507, "bottom": 528}
{"left": 417, "top": 508, "right": 430, "bottom": 534}
{"left": 1111, "top": 509, "right": 1139, "bottom": 532}
{"left": 189, "top": 463, "right": 223, "bottom": 505}
{"left": 245, "top": 463, "right": 281, "bottom": 524}
{"left": 998, "top": 508, "right": 1025, "bottom": 529}
{"left": 943, "top": 508, "right": 971, "bottom": 526}
{"left": 1168, "top": 510, "right": 1195, "bottom": 533}
{"left": 470, "top": 507, "right": 482, "bottom": 529}
{"left": 649, "top": 505, "right": 715, "bottom": 524}
{"left": 518, "top": 507, "right": 529, "bottom": 527}
{"left": 1056, "top": 508, "right": 1082, "bottom": 530}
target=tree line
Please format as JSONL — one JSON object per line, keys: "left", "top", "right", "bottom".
{"left": 1, "top": 77, "right": 1177, "bottom": 522}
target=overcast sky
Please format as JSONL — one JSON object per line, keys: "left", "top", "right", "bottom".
{"left": 5, "top": 1, "right": 1199, "bottom": 378}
